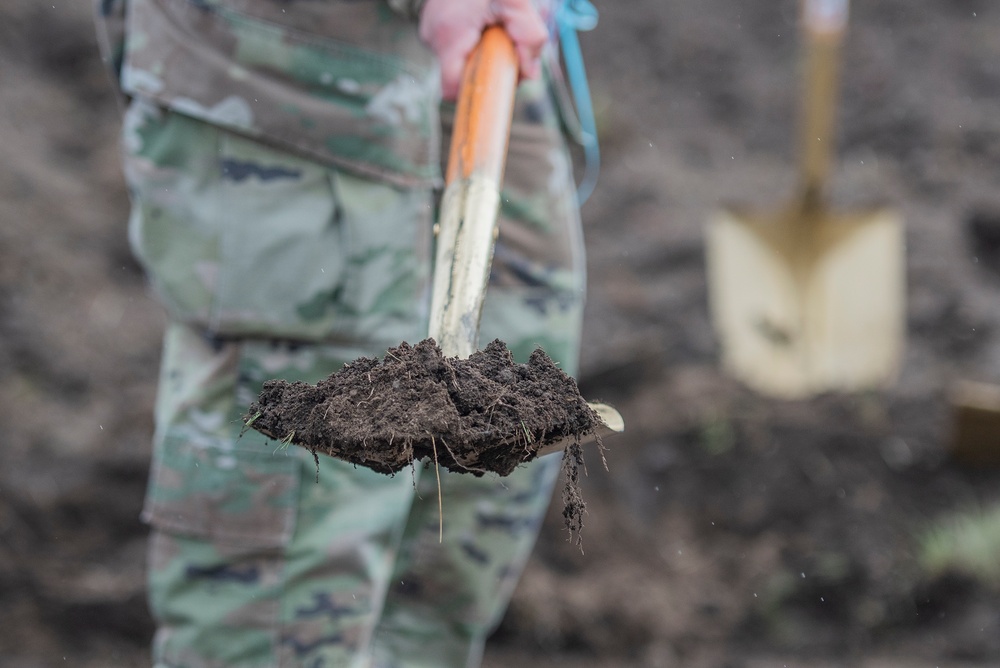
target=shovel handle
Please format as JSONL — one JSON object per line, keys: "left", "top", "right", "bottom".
{"left": 429, "top": 27, "right": 518, "bottom": 358}
{"left": 799, "top": 0, "right": 848, "bottom": 206}
{"left": 445, "top": 26, "right": 519, "bottom": 186}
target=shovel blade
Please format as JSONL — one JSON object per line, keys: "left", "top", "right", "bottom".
{"left": 706, "top": 206, "right": 905, "bottom": 398}
{"left": 532, "top": 401, "right": 625, "bottom": 458}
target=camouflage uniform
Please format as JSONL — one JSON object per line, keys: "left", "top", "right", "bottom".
{"left": 97, "top": 1, "right": 586, "bottom": 666}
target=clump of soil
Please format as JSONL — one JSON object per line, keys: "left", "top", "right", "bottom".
{"left": 246, "top": 338, "right": 601, "bottom": 476}
{"left": 248, "top": 337, "right": 598, "bottom": 471}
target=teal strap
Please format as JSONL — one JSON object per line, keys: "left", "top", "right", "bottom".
{"left": 556, "top": 0, "right": 600, "bottom": 204}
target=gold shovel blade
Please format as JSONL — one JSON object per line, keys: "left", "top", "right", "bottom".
{"left": 706, "top": 205, "right": 905, "bottom": 398}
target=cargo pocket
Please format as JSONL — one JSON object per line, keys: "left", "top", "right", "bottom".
{"left": 123, "top": 101, "right": 433, "bottom": 343}
{"left": 143, "top": 440, "right": 303, "bottom": 666}
{"left": 141, "top": 322, "right": 306, "bottom": 546}
{"left": 123, "top": 101, "right": 352, "bottom": 340}
{"left": 142, "top": 440, "right": 301, "bottom": 549}
{"left": 119, "top": 0, "right": 442, "bottom": 343}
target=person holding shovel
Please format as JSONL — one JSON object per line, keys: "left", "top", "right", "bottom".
{"left": 95, "top": 0, "right": 591, "bottom": 665}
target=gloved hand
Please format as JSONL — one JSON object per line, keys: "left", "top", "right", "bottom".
{"left": 419, "top": 0, "right": 548, "bottom": 100}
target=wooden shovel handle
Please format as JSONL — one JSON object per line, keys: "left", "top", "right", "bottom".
{"left": 445, "top": 26, "right": 519, "bottom": 186}
{"left": 798, "top": 0, "right": 848, "bottom": 206}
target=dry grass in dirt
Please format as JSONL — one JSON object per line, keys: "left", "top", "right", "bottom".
{"left": 4, "top": 1, "right": 1000, "bottom": 667}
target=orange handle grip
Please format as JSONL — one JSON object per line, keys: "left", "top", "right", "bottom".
{"left": 445, "top": 26, "right": 519, "bottom": 186}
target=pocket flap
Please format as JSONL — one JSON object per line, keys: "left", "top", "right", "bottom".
{"left": 143, "top": 441, "right": 301, "bottom": 549}
{"left": 121, "top": 0, "right": 442, "bottom": 188}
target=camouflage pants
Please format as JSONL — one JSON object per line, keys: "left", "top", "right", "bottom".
{"left": 128, "top": 75, "right": 586, "bottom": 667}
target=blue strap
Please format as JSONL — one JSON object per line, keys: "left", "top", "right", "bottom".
{"left": 556, "top": 0, "right": 600, "bottom": 204}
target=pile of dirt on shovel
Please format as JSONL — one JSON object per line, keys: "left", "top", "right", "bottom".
{"left": 245, "top": 339, "right": 602, "bottom": 532}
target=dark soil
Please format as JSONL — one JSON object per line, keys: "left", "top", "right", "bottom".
{"left": 246, "top": 338, "right": 599, "bottom": 534}
{"left": 246, "top": 338, "right": 601, "bottom": 477}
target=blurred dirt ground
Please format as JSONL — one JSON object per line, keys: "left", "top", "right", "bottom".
{"left": 4, "top": 1, "right": 1000, "bottom": 667}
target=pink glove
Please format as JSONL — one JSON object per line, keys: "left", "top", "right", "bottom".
{"left": 419, "top": 0, "right": 548, "bottom": 100}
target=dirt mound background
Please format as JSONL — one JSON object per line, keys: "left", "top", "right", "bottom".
{"left": 4, "top": 1, "right": 1000, "bottom": 666}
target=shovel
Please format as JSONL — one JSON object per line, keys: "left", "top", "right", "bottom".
{"left": 246, "top": 27, "right": 621, "bottom": 473}
{"left": 705, "top": 0, "right": 905, "bottom": 399}
{"left": 431, "top": 25, "right": 622, "bottom": 454}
